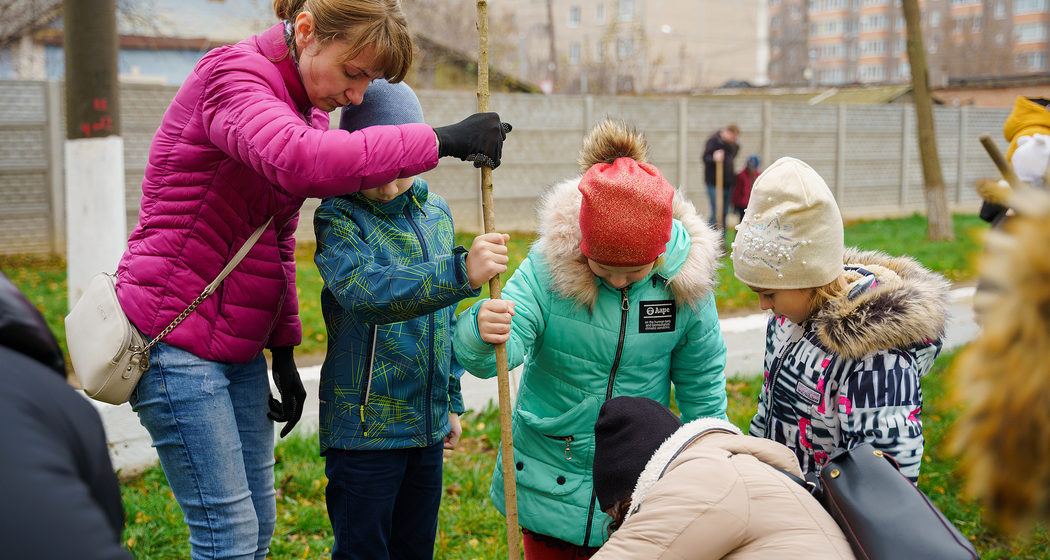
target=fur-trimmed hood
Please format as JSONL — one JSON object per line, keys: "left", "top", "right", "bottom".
{"left": 623, "top": 417, "right": 801, "bottom": 525}
{"left": 533, "top": 176, "right": 721, "bottom": 309}
{"left": 811, "top": 248, "right": 950, "bottom": 361}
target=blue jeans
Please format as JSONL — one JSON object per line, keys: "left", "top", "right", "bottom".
{"left": 130, "top": 342, "right": 275, "bottom": 559}
{"left": 707, "top": 183, "right": 732, "bottom": 230}
{"left": 325, "top": 443, "right": 444, "bottom": 560}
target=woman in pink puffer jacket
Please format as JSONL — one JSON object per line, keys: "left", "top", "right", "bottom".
{"left": 115, "top": 1, "right": 510, "bottom": 557}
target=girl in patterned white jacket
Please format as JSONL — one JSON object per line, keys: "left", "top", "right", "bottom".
{"left": 730, "top": 157, "right": 950, "bottom": 482}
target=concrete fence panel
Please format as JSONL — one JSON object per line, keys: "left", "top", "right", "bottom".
{"left": 0, "top": 79, "right": 1010, "bottom": 256}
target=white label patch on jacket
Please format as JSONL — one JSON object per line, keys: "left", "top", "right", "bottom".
{"left": 796, "top": 381, "right": 822, "bottom": 404}
{"left": 639, "top": 300, "right": 676, "bottom": 333}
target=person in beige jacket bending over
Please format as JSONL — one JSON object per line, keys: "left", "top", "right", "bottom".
{"left": 591, "top": 396, "right": 854, "bottom": 559}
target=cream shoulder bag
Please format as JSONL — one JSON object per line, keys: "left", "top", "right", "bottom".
{"left": 66, "top": 219, "right": 272, "bottom": 404}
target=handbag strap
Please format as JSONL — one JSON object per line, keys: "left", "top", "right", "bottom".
{"left": 140, "top": 218, "right": 274, "bottom": 353}
{"left": 773, "top": 465, "right": 820, "bottom": 496}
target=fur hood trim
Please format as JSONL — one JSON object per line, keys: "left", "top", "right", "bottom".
{"left": 621, "top": 420, "right": 739, "bottom": 523}
{"left": 812, "top": 248, "right": 950, "bottom": 360}
{"left": 977, "top": 178, "right": 1014, "bottom": 206}
{"left": 623, "top": 418, "right": 741, "bottom": 524}
{"left": 623, "top": 417, "right": 805, "bottom": 525}
{"left": 533, "top": 177, "right": 721, "bottom": 309}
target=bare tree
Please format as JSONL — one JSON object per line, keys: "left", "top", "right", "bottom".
{"left": 115, "top": 0, "right": 166, "bottom": 35}
{"left": 402, "top": 0, "right": 517, "bottom": 69}
{"left": 903, "top": 0, "right": 954, "bottom": 240}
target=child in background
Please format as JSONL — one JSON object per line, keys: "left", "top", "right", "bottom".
{"left": 313, "top": 80, "right": 510, "bottom": 560}
{"left": 731, "top": 155, "right": 761, "bottom": 224}
{"left": 732, "top": 157, "right": 949, "bottom": 482}
{"left": 455, "top": 120, "right": 728, "bottom": 558}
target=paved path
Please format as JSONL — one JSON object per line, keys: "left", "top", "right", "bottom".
{"left": 94, "top": 287, "right": 978, "bottom": 476}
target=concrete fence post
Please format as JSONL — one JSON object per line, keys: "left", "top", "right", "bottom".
{"left": 761, "top": 100, "right": 772, "bottom": 166}
{"left": 835, "top": 104, "right": 846, "bottom": 202}
{"left": 899, "top": 104, "right": 910, "bottom": 207}
{"left": 45, "top": 80, "right": 65, "bottom": 256}
{"left": 956, "top": 105, "right": 968, "bottom": 204}
{"left": 677, "top": 97, "right": 688, "bottom": 194}
{"left": 583, "top": 94, "right": 594, "bottom": 134}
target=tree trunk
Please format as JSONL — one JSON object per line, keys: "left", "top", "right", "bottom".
{"left": 903, "top": 0, "right": 954, "bottom": 240}
{"left": 65, "top": 0, "right": 120, "bottom": 139}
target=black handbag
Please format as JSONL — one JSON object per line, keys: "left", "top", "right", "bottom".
{"left": 781, "top": 443, "right": 978, "bottom": 560}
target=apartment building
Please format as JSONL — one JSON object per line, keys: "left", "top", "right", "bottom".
{"left": 769, "top": 0, "right": 1050, "bottom": 86}
{"left": 508, "top": 0, "right": 768, "bottom": 93}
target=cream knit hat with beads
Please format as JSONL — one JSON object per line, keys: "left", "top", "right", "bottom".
{"left": 731, "top": 157, "right": 844, "bottom": 289}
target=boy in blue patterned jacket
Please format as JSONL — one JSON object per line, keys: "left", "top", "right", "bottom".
{"left": 313, "top": 80, "right": 509, "bottom": 560}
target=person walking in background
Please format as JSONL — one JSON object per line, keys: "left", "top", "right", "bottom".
{"left": 455, "top": 120, "right": 727, "bottom": 558}
{"left": 113, "top": 1, "right": 511, "bottom": 557}
{"left": 731, "top": 155, "right": 761, "bottom": 224}
{"left": 590, "top": 397, "right": 854, "bottom": 560}
{"left": 0, "top": 272, "right": 131, "bottom": 560}
{"left": 732, "top": 157, "right": 949, "bottom": 483}
{"left": 702, "top": 124, "right": 740, "bottom": 230}
{"left": 313, "top": 79, "right": 510, "bottom": 560}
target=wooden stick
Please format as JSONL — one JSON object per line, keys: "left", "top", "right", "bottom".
{"left": 715, "top": 158, "right": 725, "bottom": 231}
{"left": 476, "top": 2, "right": 521, "bottom": 558}
{"left": 979, "top": 134, "right": 1023, "bottom": 189}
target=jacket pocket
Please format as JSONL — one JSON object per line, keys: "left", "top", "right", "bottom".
{"left": 512, "top": 451, "right": 587, "bottom": 497}
{"left": 511, "top": 395, "right": 600, "bottom": 496}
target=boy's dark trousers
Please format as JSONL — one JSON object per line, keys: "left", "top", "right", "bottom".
{"left": 325, "top": 442, "right": 444, "bottom": 560}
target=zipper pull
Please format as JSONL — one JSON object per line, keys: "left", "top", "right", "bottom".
{"left": 360, "top": 405, "right": 368, "bottom": 437}
{"left": 621, "top": 288, "right": 629, "bottom": 311}
{"left": 410, "top": 193, "right": 427, "bottom": 216}
{"left": 563, "top": 436, "right": 574, "bottom": 461}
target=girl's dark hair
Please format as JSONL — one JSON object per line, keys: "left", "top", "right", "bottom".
{"left": 605, "top": 498, "right": 633, "bottom": 537}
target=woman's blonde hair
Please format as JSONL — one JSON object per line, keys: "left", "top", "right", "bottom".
{"left": 810, "top": 274, "right": 849, "bottom": 313}
{"left": 273, "top": 0, "right": 414, "bottom": 82}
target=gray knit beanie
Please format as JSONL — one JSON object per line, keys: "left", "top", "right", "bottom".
{"left": 339, "top": 79, "right": 425, "bottom": 131}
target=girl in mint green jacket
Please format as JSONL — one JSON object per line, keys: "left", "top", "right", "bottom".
{"left": 454, "top": 120, "right": 728, "bottom": 555}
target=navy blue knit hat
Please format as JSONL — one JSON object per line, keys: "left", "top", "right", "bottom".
{"left": 339, "top": 79, "right": 424, "bottom": 132}
{"left": 593, "top": 397, "right": 683, "bottom": 512}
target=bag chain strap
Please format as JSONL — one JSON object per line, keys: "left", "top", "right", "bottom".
{"left": 130, "top": 218, "right": 274, "bottom": 366}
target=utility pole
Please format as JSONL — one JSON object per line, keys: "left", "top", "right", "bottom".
{"left": 902, "top": 0, "right": 954, "bottom": 241}
{"left": 63, "top": 0, "right": 128, "bottom": 305}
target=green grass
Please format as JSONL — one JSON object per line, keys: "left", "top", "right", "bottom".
{"left": 842, "top": 213, "right": 985, "bottom": 283}
{"left": 0, "top": 213, "right": 986, "bottom": 358}
{"left": 119, "top": 351, "right": 1048, "bottom": 558}
{"left": 715, "top": 213, "right": 987, "bottom": 313}
{"left": 918, "top": 356, "right": 1050, "bottom": 559}
{"left": 118, "top": 409, "right": 515, "bottom": 558}
{"left": 0, "top": 253, "right": 68, "bottom": 354}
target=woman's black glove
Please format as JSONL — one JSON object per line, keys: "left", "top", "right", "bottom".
{"left": 267, "top": 346, "right": 305, "bottom": 438}
{"left": 434, "top": 112, "right": 513, "bottom": 169}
